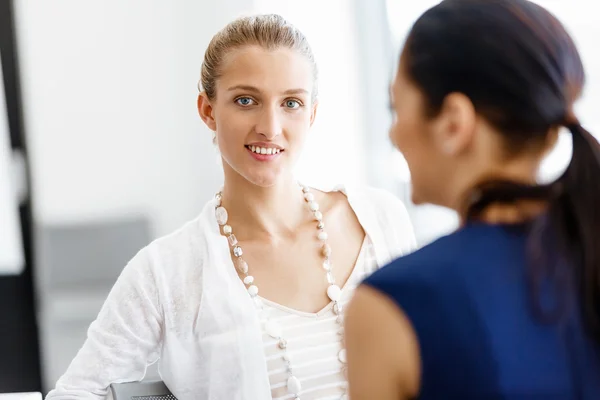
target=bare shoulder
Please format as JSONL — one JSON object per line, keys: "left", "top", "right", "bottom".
{"left": 345, "top": 285, "right": 421, "bottom": 400}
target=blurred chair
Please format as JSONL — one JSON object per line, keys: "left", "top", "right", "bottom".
{"left": 110, "top": 381, "right": 176, "bottom": 400}
{"left": 34, "top": 216, "right": 153, "bottom": 391}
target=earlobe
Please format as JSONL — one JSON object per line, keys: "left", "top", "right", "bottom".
{"left": 198, "top": 93, "right": 217, "bottom": 132}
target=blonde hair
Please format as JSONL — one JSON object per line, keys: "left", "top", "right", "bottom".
{"left": 200, "top": 14, "right": 318, "bottom": 102}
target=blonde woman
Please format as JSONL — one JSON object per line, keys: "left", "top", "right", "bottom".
{"left": 46, "top": 14, "right": 416, "bottom": 400}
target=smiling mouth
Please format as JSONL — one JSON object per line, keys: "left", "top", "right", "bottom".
{"left": 245, "top": 145, "right": 284, "bottom": 155}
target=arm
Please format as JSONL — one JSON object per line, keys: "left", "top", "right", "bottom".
{"left": 46, "top": 248, "right": 163, "bottom": 400}
{"left": 345, "top": 285, "right": 420, "bottom": 400}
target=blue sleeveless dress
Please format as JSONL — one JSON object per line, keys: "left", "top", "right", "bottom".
{"left": 363, "top": 222, "right": 600, "bottom": 399}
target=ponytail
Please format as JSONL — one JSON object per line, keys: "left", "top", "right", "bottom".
{"left": 465, "top": 123, "right": 600, "bottom": 343}
{"left": 548, "top": 123, "right": 600, "bottom": 341}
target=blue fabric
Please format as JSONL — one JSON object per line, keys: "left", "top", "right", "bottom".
{"left": 364, "top": 222, "right": 600, "bottom": 399}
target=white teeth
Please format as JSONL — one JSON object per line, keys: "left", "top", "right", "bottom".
{"left": 248, "top": 146, "right": 281, "bottom": 155}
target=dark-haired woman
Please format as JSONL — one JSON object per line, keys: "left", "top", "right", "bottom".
{"left": 345, "top": 0, "right": 600, "bottom": 398}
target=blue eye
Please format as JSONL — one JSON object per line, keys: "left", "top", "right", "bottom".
{"left": 284, "top": 99, "right": 301, "bottom": 109}
{"left": 236, "top": 97, "right": 255, "bottom": 106}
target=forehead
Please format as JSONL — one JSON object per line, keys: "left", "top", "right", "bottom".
{"left": 218, "top": 45, "right": 313, "bottom": 93}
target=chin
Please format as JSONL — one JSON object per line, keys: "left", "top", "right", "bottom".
{"left": 411, "top": 187, "right": 450, "bottom": 209}
{"left": 410, "top": 193, "right": 425, "bottom": 205}
{"left": 410, "top": 184, "right": 429, "bottom": 206}
{"left": 223, "top": 157, "right": 288, "bottom": 188}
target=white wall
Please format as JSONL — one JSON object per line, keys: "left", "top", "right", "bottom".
{"left": 14, "top": 0, "right": 255, "bottom": 238}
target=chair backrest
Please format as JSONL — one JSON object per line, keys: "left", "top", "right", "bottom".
{"left": 110, "top": 381, "right": 176, "bottom": 400}
{"left": 38, "top": 216, "right": 151, "bottom": 290}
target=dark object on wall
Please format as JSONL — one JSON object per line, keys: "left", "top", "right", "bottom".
{"left": 0, "top": 0, "right": 43, "bottom": 392}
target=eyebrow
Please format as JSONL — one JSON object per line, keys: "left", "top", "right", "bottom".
{"left": 227, "top": 85, "right": 309, "bottom": 95}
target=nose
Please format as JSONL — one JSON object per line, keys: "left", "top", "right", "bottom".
{"left": 255, "top": 105, "right": 282, "bottom": 140}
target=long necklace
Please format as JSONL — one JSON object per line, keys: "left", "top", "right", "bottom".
{"left": 214, "top": 184, "right": 348, "bottom": 400}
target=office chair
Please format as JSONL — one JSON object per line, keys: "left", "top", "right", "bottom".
{"left": 110, "top": 380, "right": 176, "bottom": 400}
{"left": 36, "top": 216, "right": 151, "bottom": 387}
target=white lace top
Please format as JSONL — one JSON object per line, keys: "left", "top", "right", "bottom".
{"left": 46, "top": 185, "right": 416, "bottom": 400}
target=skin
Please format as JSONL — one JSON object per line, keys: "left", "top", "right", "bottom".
{"left": 197, "top": 45, "right": 365, "bottom": 314}
{"left": 345, "top": 61, "right": 559, "bottom": 399}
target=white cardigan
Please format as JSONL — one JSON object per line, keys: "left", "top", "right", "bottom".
{"left": 46, "top": 185, "right": 416, "bottom": 400}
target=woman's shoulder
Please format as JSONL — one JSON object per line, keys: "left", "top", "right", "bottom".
{"left": 313, "top": 183, "right": 411, "bottom": 220}
{"left": 314, "top": 183, "right": 417, "bottom": 257}
{"left": 360, "top": 232, "right": 465, "bottom": 320}
{"left": 364, "top": 223, "right": 522, "bottom": 292}
{"left": 366, "top": 233, "right": 459, "bottom": 284}
{"left": 128, "top": 200, "right": 216, "bottom": 278}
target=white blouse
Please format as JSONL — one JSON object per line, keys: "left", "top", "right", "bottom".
{"left": 263, "top": 237, "right": 378, "bottom": 400}
{"left": 46, "top": 185, "right": 416, "bottom": 400}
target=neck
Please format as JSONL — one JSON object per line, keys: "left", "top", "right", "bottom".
{"left": 220, "top": 167, "right": 307, "bottom": 240}
{"left": 455, "top": 156, "right": 545, "bottom": 225}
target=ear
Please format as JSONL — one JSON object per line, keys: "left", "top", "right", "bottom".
{"left": 309, "top": 101, "right": 319, "bottom": 127}
{"left": 198, "top": 92, "right": 217, "bottom": 132}
{"left": 431, "top": 92, "right": 476, "bottom": 156}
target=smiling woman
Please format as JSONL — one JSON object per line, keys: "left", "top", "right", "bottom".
{"left": 198, "top": 44, "right": 316, "bottom": 189}
{"left": 46, "top": 14, "right": 417, "bottom": 400}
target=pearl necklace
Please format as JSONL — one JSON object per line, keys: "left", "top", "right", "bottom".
{"left": 214, "top": 185, "right": 348, "bottom": 400}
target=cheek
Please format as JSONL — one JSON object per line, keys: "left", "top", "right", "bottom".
{"left": 390, "top": 113, "right": 434, "bottom": 182}
{"left": 215, "top": 112, "right": 250, "bottom": 143}
{"left": 277, "top": 110, "right": 313, "bottom": 149}
{"left": 287, "top": 109, "right": 312, "bottom": 130}
{"left": 389, "top": 111, "right": 420, "bottom": 155}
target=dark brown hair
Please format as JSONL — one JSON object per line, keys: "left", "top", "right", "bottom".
{"left": 402, "top": 0, "right": 600, "bottom": 342}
